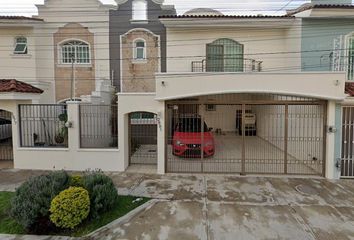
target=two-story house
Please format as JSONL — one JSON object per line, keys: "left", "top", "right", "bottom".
{"left": 117, "top": 6, "right": 347, "bottom": 179}
{"left": 1, "top": 0, "right": 354, "bottom": 180}
{"left": 287, "top": 0, "right": 354, "bottom": 178}
{"left": 0, "top": 0, "right": 116, "bottom": 104}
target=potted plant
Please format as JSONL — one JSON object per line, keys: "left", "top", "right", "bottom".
{"left": 55, "top": 113, "right": 68, "bottom": 145}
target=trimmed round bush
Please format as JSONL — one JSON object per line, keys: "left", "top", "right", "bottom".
{"left": 69, "top": 175, "right": 83, "bottom": 187}
{"left": 10, "top": 171, "right": 69, "bottom": 233}
{"left": 83, "top": 172, "right": 118, "bottom": 219}
{"left": 49, "top": 187, "right": 90, "bottom": 229}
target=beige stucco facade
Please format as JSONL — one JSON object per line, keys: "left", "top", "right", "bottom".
{"left": 53, "top": 23, "right": 96, "bottom": 101}
{"left": 120, "top": 29, "right": 161, "bottom": 92}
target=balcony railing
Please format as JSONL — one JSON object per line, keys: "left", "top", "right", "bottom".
{"left": 192, "top": 59, "right": 263, "bottom": 73}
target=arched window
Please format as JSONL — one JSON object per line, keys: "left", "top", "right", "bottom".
{"left": 206, "top": 38, "right": 244, "bottom": 72}
{"left": 133, "top": 39, "right": 146, "bottom": 60}
{"left": 60, "top": 40, "right": 90, "bottom": 64}
{"left": 132, "top": 0, "right": 147, "bottom": 21}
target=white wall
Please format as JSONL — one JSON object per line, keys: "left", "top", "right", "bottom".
{"left": 117, "top": 93, "right": 165, "bottom": 173}
{"left": 202, "top": 105, "right": 240, "bottom": 132}
{"left": 0, "top": 27, "right": 52, "bottom": 103}
{"left": 15, "top": 102, "right": 121, "bottom": 171}
{"left": 156, "top": 72, "right": 347, "bottom": 101}
{"left": 166, "top": 26, "right": 295, "bottom": 73}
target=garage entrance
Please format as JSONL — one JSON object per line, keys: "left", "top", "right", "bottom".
{"left": 129, "top": 112, "right": 158, "bottom": 165}
{"left": 166, "top": 94, "right": 326, "bottom": 176}
{"left": 0, "top": 110, "right": 13, "bottom": 169}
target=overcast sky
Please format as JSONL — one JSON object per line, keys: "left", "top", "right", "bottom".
{"left": 0, "top": 0, "right": 315, "bottom": 16}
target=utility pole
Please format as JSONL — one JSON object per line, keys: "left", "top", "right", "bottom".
{"left": 70, "top": 53, "right": 75, "bottom": 100}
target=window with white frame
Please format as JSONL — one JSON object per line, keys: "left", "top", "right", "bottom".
{"left": 14, "top": 37, "right": 28, "bottom": 54}
{"left": 132, "top": 0, "right": 147, "bottom": 21}
{"left": 133, "top": 39, "right": 146, "bottom": 60}
{"left": 60, "top": 40, "right": 90, "bottom": 64}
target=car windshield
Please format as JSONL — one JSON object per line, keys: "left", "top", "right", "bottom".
{"left": 177, "top": 118, "right": 208, "bottom": 133}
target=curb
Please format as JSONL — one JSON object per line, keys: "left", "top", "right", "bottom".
{"left": 85, "top": 199, "right": 161, "bottom": 238}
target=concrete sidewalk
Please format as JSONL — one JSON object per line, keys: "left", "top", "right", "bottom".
{"left": 1, "top": 169, "right": 354, "bottom": 239}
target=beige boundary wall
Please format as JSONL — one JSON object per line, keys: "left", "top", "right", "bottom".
{"left": 5, "top": 92, "right": 340, "bottom": 179}
{"left": 13, "top": 94, "right": 166, "bottom": 174}
{"left": 15, "top": 102, "right": 121, "bottom": 171}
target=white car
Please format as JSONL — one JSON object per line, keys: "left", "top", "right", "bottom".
{"left": 0, "top": 118, "right": 12, "bottom": 140}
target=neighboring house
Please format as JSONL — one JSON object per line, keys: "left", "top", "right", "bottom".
{"left": 110, "top": 0, "right": 176, "bottom": 92}
{"left": 0, "top": 16, "right": 50, "bottom": 102}
{"left": 286, "top": 1, "right": 354, "bottom": 178}
{"left": 0, "top": 0, "right": 116, "bottom": 104}
{"left": 1, "top": 0, "right": 354, "bottom": 180}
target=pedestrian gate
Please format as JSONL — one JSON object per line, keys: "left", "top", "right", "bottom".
{"left": 129, "top": 112, "right": 158, "bottom": 165}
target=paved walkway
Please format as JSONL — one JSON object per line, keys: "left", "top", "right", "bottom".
{"left": 0, "top": 169, "right": 354, "bottom": 240}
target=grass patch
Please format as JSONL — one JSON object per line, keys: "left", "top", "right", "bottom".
{"left": 69, "top": 196, "right": 149, "bottom": 237}
{"left": 0, "top": 192, "right": 149, "bottom": 237}
{"left": 0, "top": 192, "right": 25, "bottom": 234}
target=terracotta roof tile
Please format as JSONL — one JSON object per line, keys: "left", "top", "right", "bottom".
{"left": 0, "top": 16, "right": 43, "bottom": 21}
{"left": 287, "top": 4, "right": 354, "bottom": 16}
{"left": 0, "top": 79, "right": 43, "bottom": 94}
{"left": 159, "top": 15, "right": 294, "bottom": 19}
{"left": 345, "top": 82, "right": 354, "bottom": 97}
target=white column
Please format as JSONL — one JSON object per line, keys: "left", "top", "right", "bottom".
{"left": 66, "top": 101, "right": 80, "bottom": 153}
{"left": 157, "top": 102, "right": 166, "bottom": 174}
{"left": 117, "top": 106, "right": 129, "bottom": 171}
{"left": 326, "top": 100, "right": 336, "bottom": 179}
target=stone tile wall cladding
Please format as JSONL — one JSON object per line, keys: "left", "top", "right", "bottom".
{"left": 121, "top": 30, "right": 159, "bottom": 92}
{"left": 54, "top": 23, "right": 96, "bottom": 102}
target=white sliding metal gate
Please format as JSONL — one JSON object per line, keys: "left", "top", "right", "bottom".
{"left": 341, "top": 106, "right": 354, "bottom": 178}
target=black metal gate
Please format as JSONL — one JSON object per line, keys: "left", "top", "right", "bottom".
{"left": 166, "top": 95, "right": 326, "bottom": 176}
{"left": 0, "top": 110, "right": 13, "bottom": 164}
{"left": 129, "top": 112, "right": 158, "bottom": 165}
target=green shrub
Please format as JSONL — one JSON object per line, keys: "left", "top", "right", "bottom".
{"left": 83, "top": 172, "right": 118, "bottom": 219}
{"left": 49, "top": 187, "right": 90, "bottom": 229}
{"left": 69, "top": 175, "right": 83, "bottom": 187}
{"left": 10, "top": 171, "right": 69, "bottom": 233}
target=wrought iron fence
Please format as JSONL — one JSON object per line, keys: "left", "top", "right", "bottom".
{"left": 79, "top": 105, "right": 118, "bottom": 149}
{"left": 19, "top": 104, "right": 68, "bottom": 148}
{"left": 192, "top": 58, "right": 262, "bottom": 72}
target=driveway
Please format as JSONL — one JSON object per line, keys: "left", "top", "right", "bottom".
{"left": 166, "top": 134, "right": 321, "bottom": 175}
{"left": 0, "top": 169, "right": 354, "bottom": 240}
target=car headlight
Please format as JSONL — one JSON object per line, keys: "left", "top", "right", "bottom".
{"left": 176, "top": 140, "right": 185, "bottom": 146}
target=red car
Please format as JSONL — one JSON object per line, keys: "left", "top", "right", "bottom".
{"left": 172, "top": 117, "right": 215, "bottom": 158}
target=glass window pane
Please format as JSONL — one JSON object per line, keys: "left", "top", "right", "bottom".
{"left": 136, "top": 41, "right": 145, "bottom": 47}
{"left": 14, "top": 44, "right": 27, "bottom": 53}
{"left": 142, "top": 113, "right": 154, "bottom": 119}
{"left": 61, "top": 41, "right": 90, "bottom": 64}
{"left": 131, "top": 113, "right": 141, "bottom": 119}
{"left": 16, "top": 37, "right": 27, "bottom": 43}
{"left": 136, "top": 48, "right": 144, "bottom": 59}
